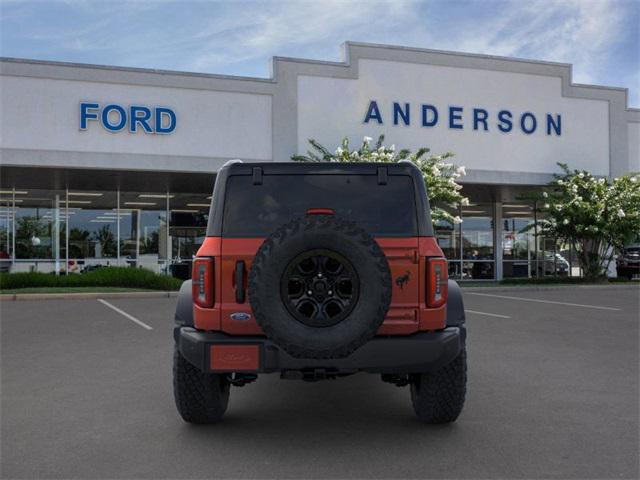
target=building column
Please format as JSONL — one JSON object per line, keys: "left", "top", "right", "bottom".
{"left": 54, "top": 194, "right": 60, "bottom": 275}
{"left": 495, "top": 200, "right": 503, "bottom": 281}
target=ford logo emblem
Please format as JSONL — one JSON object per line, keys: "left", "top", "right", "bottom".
{"left": 230, "top": 312, "right": 251, "bottom": 321}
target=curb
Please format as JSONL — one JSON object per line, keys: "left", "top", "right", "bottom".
{"left": 461, "top": 283, "right": 639, "bottom": 292}
{"left": 0, "top": 291, "right": 179, "bottom": 301}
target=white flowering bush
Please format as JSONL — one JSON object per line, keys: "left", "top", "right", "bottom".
{"left": 536, "top": 163, "right": 640, "bottom": 279}
{"left": 292, "top": 135, "right": 468, "bottom": 225}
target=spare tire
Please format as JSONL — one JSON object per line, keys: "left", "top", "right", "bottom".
{"left": 248, "top": 215, "right": 392, "bottom": 359}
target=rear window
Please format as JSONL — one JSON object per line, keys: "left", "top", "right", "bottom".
{"left": 222, "top": 174, "right": 418, "bottom": 237}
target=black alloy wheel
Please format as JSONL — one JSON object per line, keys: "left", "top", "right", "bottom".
{"left": 280, "top": 249, "right": 359, "bottom": 328}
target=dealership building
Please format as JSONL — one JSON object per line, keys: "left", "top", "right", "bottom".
{"left": 1, "top": 42, "right": 638, "bottom": 280}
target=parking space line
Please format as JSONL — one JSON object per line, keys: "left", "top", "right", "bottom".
{"left": 466, "top": 309, "right": 511, "bottom": 319}
{"left": 466, "top": 292, "right": 621, "bottom": 311}
{"left": 97, "top": 299, "right": 153, "bottom": 330}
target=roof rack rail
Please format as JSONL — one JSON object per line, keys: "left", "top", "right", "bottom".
{"left": 223, "top": 159, "right": 243, "bottom": 167}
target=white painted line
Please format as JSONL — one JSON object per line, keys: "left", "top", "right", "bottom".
{"left": 97, "top": 299, "right": 153, "bottom": 330}
{"left": 466, "top": 292, "right": 621, "bottom": 311}
{"left": 466, "top": 309, "right": 511, "bottom": 319}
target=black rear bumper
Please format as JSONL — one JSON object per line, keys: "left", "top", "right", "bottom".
{"left": 175, "top": 326, "right": 465, "bottom": 375}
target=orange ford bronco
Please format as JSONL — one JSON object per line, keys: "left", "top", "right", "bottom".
{"left": 174, "top": 161, "right": 466, "bottom": 423}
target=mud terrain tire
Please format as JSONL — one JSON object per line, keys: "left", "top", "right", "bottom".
{"left": 249, "top": 215, "right": 392, "bottom": 359}
{"left": 410, "top": 347, "right": 467, "bottom": 423}
{"left": 173, "top": 343, "right": 230, "bottom": 424}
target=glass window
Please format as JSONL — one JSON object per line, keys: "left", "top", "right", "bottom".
{"left": 120, "top": 192, "right": 169, "bottom": 273}
{"left": 502, "top": 203, "right": 535, "bottom": 278}
{"left": 0, "top": 194, "right": 14, "bottom": 272}
{"left": 168, "top": 192, "right": 210, "bottom": 279}
{"left": 222, "top": 174, "right": 418, "bottom": 236}
{"left": 14, "top": 189, "right": 67, "bottom": 273}
{"left": 66, "top": 191, "right": 118, "bottom": 272}
{"left": 433, "top": 203, "right": 462, "bottom": 279}
{"left": 461, "top": 203, "right": 494, "bottom": 279}
{"left": 462, "top": 204, "right": 494, "bottom": 260}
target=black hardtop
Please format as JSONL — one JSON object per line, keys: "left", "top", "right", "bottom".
{"left": 222, "top": 161, "right": 421, "bottom": 176}
{"left": 207, "top": 161, "right": 433, "bottom": 237}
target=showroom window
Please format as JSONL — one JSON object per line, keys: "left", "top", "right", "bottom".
{"left": 0, "top": 187, "right": 210, "bottom": 276}
{"left": 435, "top": 202, "right": 496, "bottom": 280}
{"left": 66, "top": 191, "right": 118, "bottom": 273}
{"left": 502, "top": 202, "right": 536, "bottom": 278}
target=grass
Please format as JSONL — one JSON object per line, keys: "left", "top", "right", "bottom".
{"left": 0, "top": 267, "right": 183, "bottom": 291}
{"left": 0, "top": 287, "right": 162, "bottom": 294}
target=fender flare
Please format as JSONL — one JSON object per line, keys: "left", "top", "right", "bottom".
{"left": 174, "top": 280, "right": 194, "bottom": 327}
{"left": 446, "top": 279, "right": 466, "bottom": 326}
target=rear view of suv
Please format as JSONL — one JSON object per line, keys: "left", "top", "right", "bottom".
{"left": 173, "top": 161, "right": 467, "bottom": 424}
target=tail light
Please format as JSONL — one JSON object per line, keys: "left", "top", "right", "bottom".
{"left": 192, "top": 257, "right": 214, "bottom": 308}
{"left": 427, "top": 257, "right": 448, "bottom": 308}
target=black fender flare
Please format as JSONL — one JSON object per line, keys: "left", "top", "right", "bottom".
{"left": 446, "top": 280, "right": 465, "bottom": 326}
{"left": 175, "top": 280, "right": 194, "bottom": 327}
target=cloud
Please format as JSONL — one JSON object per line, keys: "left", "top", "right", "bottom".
{"left": 182, "top": 0, "right": 419, "bottom": 71}
{"left": 1, "top": 0, "right": 637, "bottom": 104}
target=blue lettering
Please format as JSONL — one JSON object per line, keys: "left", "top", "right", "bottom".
{"left": 449, "top": 106, "right": 463, "bottom": 129}
{"left": 130, "top": 105, "right": 153, "bottom": 133}
{"left": 473, "top": 108, "right": 489, "bottom": 131}
{"left": 497, "top": 110, "right": 513, "bottom": 132}
{"left": 155, "top": 107, "right": 176, "bottom": 134}
{"left": 421, "top": 104, "right": 438, "bottom": 127}
{"left": 101, "top": 104, "right": 127, "bottom": 132}
{"left": 363, "top": 100, "right": 383, "bottom": 124}
{"left": 520, "top": 112, "right": 537, "bottom": 134}
{"left": 80, "top": 102, "right": 99, "bottom": 130}
{"left": 546, "top": 114, "right": 561, "bottom": 136}
{"left": 393, "top": 102, "right": 410, "bottom": 126}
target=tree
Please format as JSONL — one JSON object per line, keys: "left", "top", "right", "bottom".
{"left": 535, "top": 163, "right": 640, "bottom": 279}
{"left": 92, "top": 225, "right": 116, "bottom": 257}
{"left": 292, "top": 135, "right": 468, "bottom": 225}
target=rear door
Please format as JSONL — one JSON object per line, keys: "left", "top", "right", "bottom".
{"left": 218, "top": 171, "right": 421, "bottom": 335}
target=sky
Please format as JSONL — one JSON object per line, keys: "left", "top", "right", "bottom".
{"left": 1, "top": 0, "right": 638, "bottom": 106}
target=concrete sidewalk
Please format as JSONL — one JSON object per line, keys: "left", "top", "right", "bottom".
{"left": 0, "top": 290, "right": 179, "bottom": 301}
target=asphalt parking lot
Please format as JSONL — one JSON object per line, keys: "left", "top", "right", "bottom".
{"left": 1, "top": 285, "right": 638, "bottom": 479}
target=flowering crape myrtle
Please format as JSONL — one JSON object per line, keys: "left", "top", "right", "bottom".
{"left": 536, "top": 162, "right": 640, "bottom": 279}
{"left": 292, "top": 135, "right": 469, "bottom": 226}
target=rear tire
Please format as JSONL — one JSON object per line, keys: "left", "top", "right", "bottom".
{"left": 410, "top": 347, "right": 467, "bottom": 424}
{"left": 173, "top": 343, "right": 230, "bottom": 424}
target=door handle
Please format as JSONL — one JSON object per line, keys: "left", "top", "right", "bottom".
{"left": 235, "top": 261, "right": 245, "bottom": 304}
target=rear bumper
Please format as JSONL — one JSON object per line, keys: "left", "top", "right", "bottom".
{"left": 175, "top": 326, "right": 465, "bottom": 375}
{"left": 617, "top": 263, "right": 640, "bottom": 274}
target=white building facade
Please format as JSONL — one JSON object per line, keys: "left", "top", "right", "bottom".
{"left": 1, "top": 42, "right": 638, "bottom": 279}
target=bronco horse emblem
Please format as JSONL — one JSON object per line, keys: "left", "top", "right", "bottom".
{"left": 395, "top": 271, "right": 411, "bottom": 290}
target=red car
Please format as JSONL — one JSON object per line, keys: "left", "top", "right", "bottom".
{"left": 173, "top": 161, "right": 467, "bottom": 423}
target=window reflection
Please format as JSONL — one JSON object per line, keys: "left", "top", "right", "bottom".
{"left": 502, "top": 203, "right": 535, "bottom": 278}
{"left": 66, "top": 192, "right": 118, "bottom": 272}
{"left": 168, "top": 192, "right": 209, "bottom": 279}
{"left": 433, "top": 203, "right": 462, "bottom": 280}
{"left": 461, "top": 203, "right": 494, "bottom": 279}
{"left": 0, "top": 197, "right": 13, "bottom": 272}
{"left": 120, "top": 192, "right": 169, "bottom": 273}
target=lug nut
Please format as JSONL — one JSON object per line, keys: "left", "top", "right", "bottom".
{"left": 308, "top": 290, "right": 313, "bottom": 295}
{"left": 318, "top": 273, "right": 323, "bottom": 278}
{"left": 328, "top": 290, "right": 333, "bottom": 295}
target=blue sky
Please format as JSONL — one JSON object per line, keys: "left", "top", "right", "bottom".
{"left": 1, "top": 0, "right": 638, "bottom": 106}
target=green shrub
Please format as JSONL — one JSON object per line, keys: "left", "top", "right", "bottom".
{"left": 0, "top": 267, "right": 183, "bottom": 291}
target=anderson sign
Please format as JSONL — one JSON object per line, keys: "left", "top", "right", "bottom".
{"left": 363, "top": 100, "right": 562, "bottom": 136}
